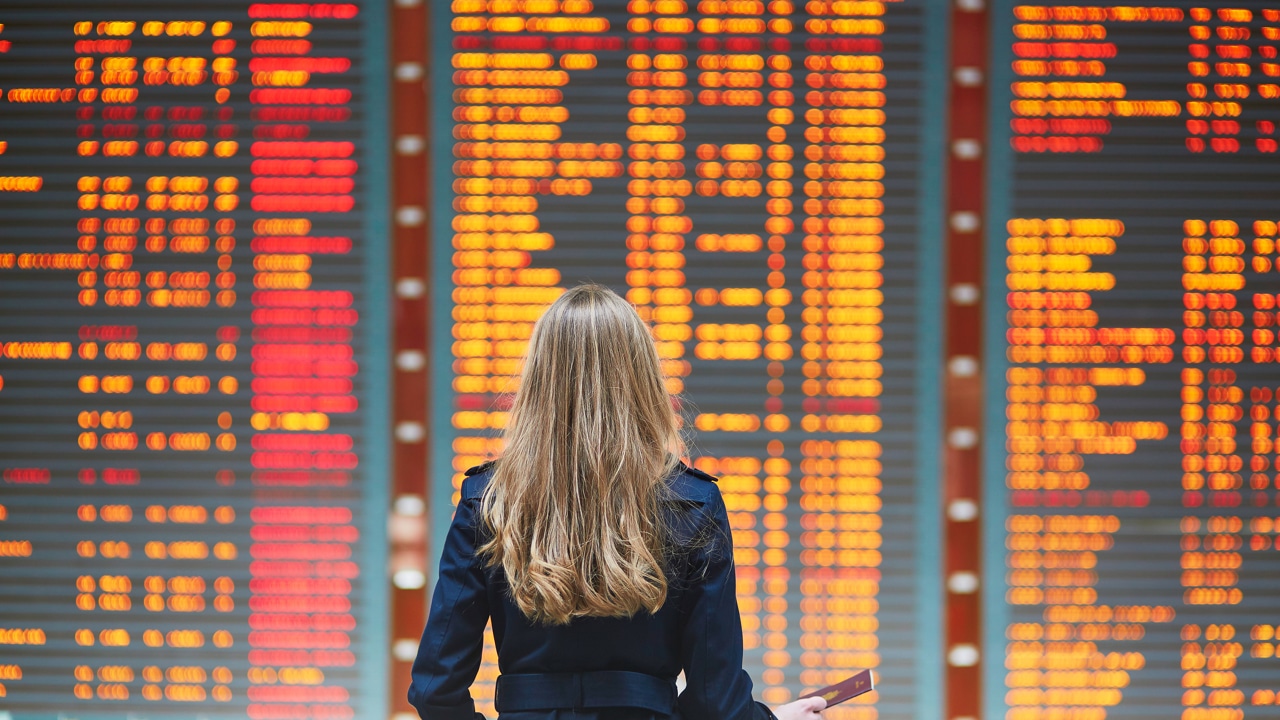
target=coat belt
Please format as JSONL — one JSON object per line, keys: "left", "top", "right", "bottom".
{"left": 494, "top": 670, "right": 677, "bottom": 714}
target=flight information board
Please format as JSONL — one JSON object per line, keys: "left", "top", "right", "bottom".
{"left": 0, "top": 3, "right": 388, "bottom": 719}
{"left": 986, "top": 2, "right": 1280, "bottom": 719}
{"left": 430, "top": 2, "right": 946, "bottom": 719}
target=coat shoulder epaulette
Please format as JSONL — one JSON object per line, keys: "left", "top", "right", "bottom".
{"left": 460, "top": 461, "right": 495, "bottom": 501}
{"left": 463, "top": 460, "right": 496, "bottom": 477}
{"left": 678, "top": 461, "right": 718, "bottom": 483}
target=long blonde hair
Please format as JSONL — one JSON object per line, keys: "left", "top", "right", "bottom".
{"left": 477, "top": 284, "right": 683, "bottom": 625}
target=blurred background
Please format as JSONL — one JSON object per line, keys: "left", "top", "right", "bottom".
{"left": 1, "top": 1, "right": 1279, "bottom": 719}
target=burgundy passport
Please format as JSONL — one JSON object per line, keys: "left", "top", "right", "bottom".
{"left": 799, "top": 669, "right": 875, "bottom": 707}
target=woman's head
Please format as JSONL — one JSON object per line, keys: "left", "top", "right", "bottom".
{"left": 478, "top": 283, "right": 682, "bottom": 625}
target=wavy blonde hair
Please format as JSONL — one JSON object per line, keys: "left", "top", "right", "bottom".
{"left": 477, "top": 284, "right": 683, "bottom": 625}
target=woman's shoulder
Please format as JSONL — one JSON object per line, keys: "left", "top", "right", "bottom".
{"left": 459, "top": 461, "right": 496, "bottom": 501}
{"left": 667, "top": 461, "right": 721, "bottom": 506}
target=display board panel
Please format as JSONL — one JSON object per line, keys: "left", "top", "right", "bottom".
{"left": 986, "top": 2, "right": 1280, "bottom": 719}
{"left": 431, "top": 2, "right": 946, "bottom": 718}
{"left": 0, "top": 3, "right": 389, "bottom": 718}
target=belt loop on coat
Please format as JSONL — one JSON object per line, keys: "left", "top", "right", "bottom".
{"left": 570, "top": 672, "right": 584, "bottom": 708}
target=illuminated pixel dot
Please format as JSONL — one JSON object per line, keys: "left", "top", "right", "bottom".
{"left": 948, "top": 499, "right": 979, "bottom": 522}
{"left": 948, "top": 572, "right": 979, "bottom": 594}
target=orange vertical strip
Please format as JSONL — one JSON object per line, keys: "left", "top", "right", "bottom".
{"left": 944, "top": 0, "right": 989, "bottom": 716}
{"left": 388, "top": 0, "right": 429, "bottom": 717}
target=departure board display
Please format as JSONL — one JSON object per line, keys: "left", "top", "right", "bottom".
{"left": 430, "top": 2, "right": 946, "bottom": 718}
{"left": 0, "top": 3, "right": 388, "bottom": 719}
{"left": 986, "top": 2, "right": 1280, "bottom": 720}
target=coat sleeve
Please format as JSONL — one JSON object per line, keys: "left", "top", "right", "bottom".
{"left": 407, "top": 496, "right": 490, "bottom": 720}
{"left": 677, "top": 487, "right": 777, "bottom": 720}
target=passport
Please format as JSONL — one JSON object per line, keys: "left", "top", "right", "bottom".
{"left": 799, "top": 669, "right": 875, "bottom": 707}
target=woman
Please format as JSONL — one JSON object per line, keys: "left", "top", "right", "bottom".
{"left": 409, "top": 284, "right": 826, "bottom": 720}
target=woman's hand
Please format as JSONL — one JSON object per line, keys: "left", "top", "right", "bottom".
{"left": 773, "top": 696, "right": 827, "bottom": 720}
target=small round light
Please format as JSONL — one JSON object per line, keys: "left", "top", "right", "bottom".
{"left": 394, "top": 62, "right": 424, "bottom": 82}
{"left": 394, "top": 495, "right": 426, "bottom": 517}
{"left": 948, "top": 498, "right": 979, "bottom": 522}
{"left": 396, "top": 135, "right": 425, "bottom": 155}
{"left": 395, "top": 277, "right": 426, "bottom": 299}
{"left": 949, "top": 356, "right": 979, "bottom": 378}
{"left": 952, "top": 138, "right": 981, "bottom": 160}
{"left": 395, "top": 421, "right": 425, "bottom": 443}
{"left": 948, "top": 572, "right": 979, "bottom": 594}
{"left": 392, "top": 638, "right": 419, "bottom": 662}
{"left": 954, "top": 66, "right": 984, "bottom": 87}
{"left": 948, "top": 644, "right": 980, "bottom": 667}
{"left": 393, "top": 569, "right": 426, "bottom": 590}
{"left": 396, "top": 206, "right": 425, "bottom": 227}
{"left": 948, "top": 426, "right": 978, "bottom": 449}
{"left": 950, "top": 211, "right": 980, "bottom": 233}
{"left": 396, "top": 350, "right": 426, "bottom": 372}
{"left": 950, "top": 283, "right": 980, "bottom": 305}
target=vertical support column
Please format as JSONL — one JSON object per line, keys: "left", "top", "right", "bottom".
{"left": 387, "top": 0, "right": 430, "bottom": 717}
{"left": 942, "top": 0, "right": 989, "bottom": 719}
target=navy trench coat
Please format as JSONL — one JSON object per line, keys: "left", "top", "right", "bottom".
{"left": 408, "top": 462, "right": 777, "bottom": 720}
